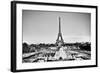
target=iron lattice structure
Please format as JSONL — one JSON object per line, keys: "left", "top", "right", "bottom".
{"left": 56, "top": 17, "right": 64, "bottom": 46}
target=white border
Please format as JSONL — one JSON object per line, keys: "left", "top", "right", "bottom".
{"left": 16, "top": 4, "right": 96, "bottom": 70}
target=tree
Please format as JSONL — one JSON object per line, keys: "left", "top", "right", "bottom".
{"left": 79, "top": 42, "right": 91, "bottom": 51}
{"left": 23, "top": 42, "right": 30, "bottom": 53}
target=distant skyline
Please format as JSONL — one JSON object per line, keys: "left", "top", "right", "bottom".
{"left": 22, "top": 10, "right": 91, "bottom": 44}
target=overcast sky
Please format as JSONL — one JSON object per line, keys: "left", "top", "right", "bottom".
{"left": 22, "top": 10, "right": 91, "bottom": 44}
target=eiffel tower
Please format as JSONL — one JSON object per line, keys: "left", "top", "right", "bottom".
{"left": 56, "top": 17, "right": 64, "bottom": 47}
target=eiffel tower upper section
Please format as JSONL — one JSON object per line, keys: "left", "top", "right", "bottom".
{"left": 56, "top": 17, "right": 64, "bottom": 46}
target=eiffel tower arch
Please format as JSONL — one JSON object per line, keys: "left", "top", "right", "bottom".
{"left": 56, "top": 17, "right": 64, "bottom": 47}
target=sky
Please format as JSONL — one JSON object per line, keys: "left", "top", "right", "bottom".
{"left": 22, "top": 10, "right": 91, "bottom": 44}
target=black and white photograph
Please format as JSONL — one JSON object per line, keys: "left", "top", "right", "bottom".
{"left": 11, "top": 1, "right": 97, "bottom": 72}
{"left": 22, "top": 10, "right": 91, "bottom": 63}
